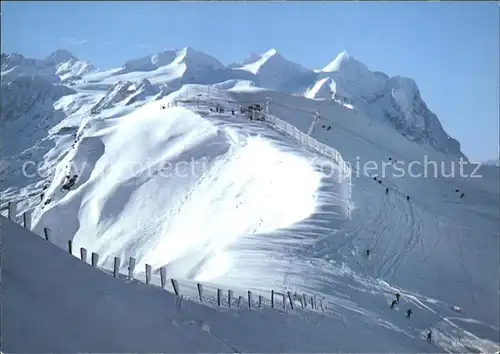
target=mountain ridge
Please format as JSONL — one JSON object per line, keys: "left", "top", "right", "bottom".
{"left": 1, "top": 47, "right": 466, "bottom": 160}
{"left": 1, "top": 49, "right": 96, "bottom": 84}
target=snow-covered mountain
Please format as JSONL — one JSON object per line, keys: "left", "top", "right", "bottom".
{"left": 1, "top": 76, "right": 75, "bottom": 124}
{"left": 318, "top": 51, "right": 387, "bottom": 100}
{"left": 305, "top": 77, "right": 335, "bottom": 100}
{"left": 90, "top": 79, "right": 167, "bottom": 114}
{"left": 120, "top": 46, "right": 225, "bottom": 74}
{"left": 310, "top": 51, "right": 465, "bottom": 160}
{"left": 80, "top": 47, "right": 465, "bottom": 159}
{"left": 0, "top": 53, "right": 99, "bottom": 191}
{"left": 2, "top": 47, "right": 498, "bottom": 353}
{"left": 0, "top": 76, "right": 80, "bottom": 191}
{"left": 47, "top": 49, "right": 96, "bottom": 81}
{"left": 0, "top": 77, "right": 75, "bottom": 158}
{"left": 230, "top": 49, "right": 317, "bottom": 93}
{"left": 1, "top": 53, "right": 61, "bottom": 84}
{"left": 84, "top": 47, "right": 235, "bottom": 90}
{"left": 1, "top": 49, "right": 96, "bottom": 84}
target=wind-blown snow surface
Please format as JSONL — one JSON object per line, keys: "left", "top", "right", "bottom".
{"left": 3, "top": 215, "right": 452, "bottom": 353}
{"left": 31, "top": 96, "right": 350, "bottom": 289}
{"left": 2, "top": 48, "right": 499, "bottom": 352}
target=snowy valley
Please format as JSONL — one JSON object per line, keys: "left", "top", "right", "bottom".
{"left": 1, "top": 47, "right": 499, "bottom": 353}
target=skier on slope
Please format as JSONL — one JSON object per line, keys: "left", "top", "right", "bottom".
{"left": 395, "top": 292, "right": 401, "bottom": 303}
{"left": 366, "top": 249, "right": 370, "bottom": 257}
{"left": 427, "top": 330, "right": 432, "bottom": 343}
{"left": 406, "top": 308, "right": 412, "bottom": 319}
{"left": 385, "top": 188, "right": 389, "bottom": 195}
{"left": 406, "top": 195, "right": 411, "bottom": 201}
{"left": 390, "top": 299, "right": 397, "bottom": 309}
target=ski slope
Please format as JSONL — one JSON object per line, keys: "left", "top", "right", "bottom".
{"left": 30, "top": 88, "right": 351, "bottom": 295}
{"left": 14, "top": 84, "right": 496, "bottom": 353}
{"left": 2, "top": 48, "right": 499, "bottom": 353}
{"left": 228, "top": 87, "right": 500, "bottom": 331}
{"left": 5, "top": 214, "right": 462, "bottom": 353}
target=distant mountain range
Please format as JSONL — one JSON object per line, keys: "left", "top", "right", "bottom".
{"left": 1, "top": 46, "right": 466, "bottom": 160}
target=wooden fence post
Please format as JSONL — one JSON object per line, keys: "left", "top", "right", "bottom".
{"left": 8, "top": 201, "right": 17, "bottom": 221}
{"left": 248, "top": 291, "right": 252, "bottom": 309}
{"left": 217, "top": 289, "right": 222, "bottom": 307}
{"left": 68, "top": 240, "right": 73, "bottom": 255}
{"left": 43, "top": 227, "right": 50, "bottom": 242}
{"left": 113, "top": 257, "right": 120, "bottom": 277}
{"left": 23, "top": 210, "right": 31, "bottom": 229}
{"left": 128, "top": 257, "right": 136, "bottom": 279}
{"left": 145, "top": 264, "right": 152, "bottom": 284}
{"left": 310, "top": 296, "right": 314, "bottom": 309}
{"left": 91, "top": 252, "right": 99, "bottom": 267}
{"left": 160, "top": 267, "right": 166, "bottom": 288}
{"left": 303, "top": 293, "right": 307, "bottom": 308}
{"left": 271, "top": 290, "right": 275, "bottom": 308}
{"left": 287, "top": 291, "right": 294, "bottom": 310}
{"left": 171, "top": 279, "right": 180, "bottom": 296}
{"left": 282, "top": 293, "right": 286, "bottom": 309}
{"left": 238, "top": 296, "right": 243, "bottom": 307}
{"left": 197, "top": 283, "right": 204, "bottom": 302}
{"left": 258, "top": 295, "right": 263, "bottom": 308}
{"left": 228, "top": 290, "right": 233, "bottom": 308}
{"left": 80, "top": 247, "right": 87, "bottom": 263}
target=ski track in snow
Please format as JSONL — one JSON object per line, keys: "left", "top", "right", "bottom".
{"left": 2, "top": 80, "right": 498, "bottom": 353}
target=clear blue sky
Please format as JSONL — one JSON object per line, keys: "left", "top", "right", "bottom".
{"left": 2, "top": 1, "right": 498, "bottom": 161}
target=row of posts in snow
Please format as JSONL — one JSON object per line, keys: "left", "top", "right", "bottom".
{"left": 2, "top": 200, "right": 326, "bottom": 312}
{"left": 1, "top": 201, "right": 32, "bottom": 229}
{"left": 69, "top": 239, "right": 325, "bottom": 311}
